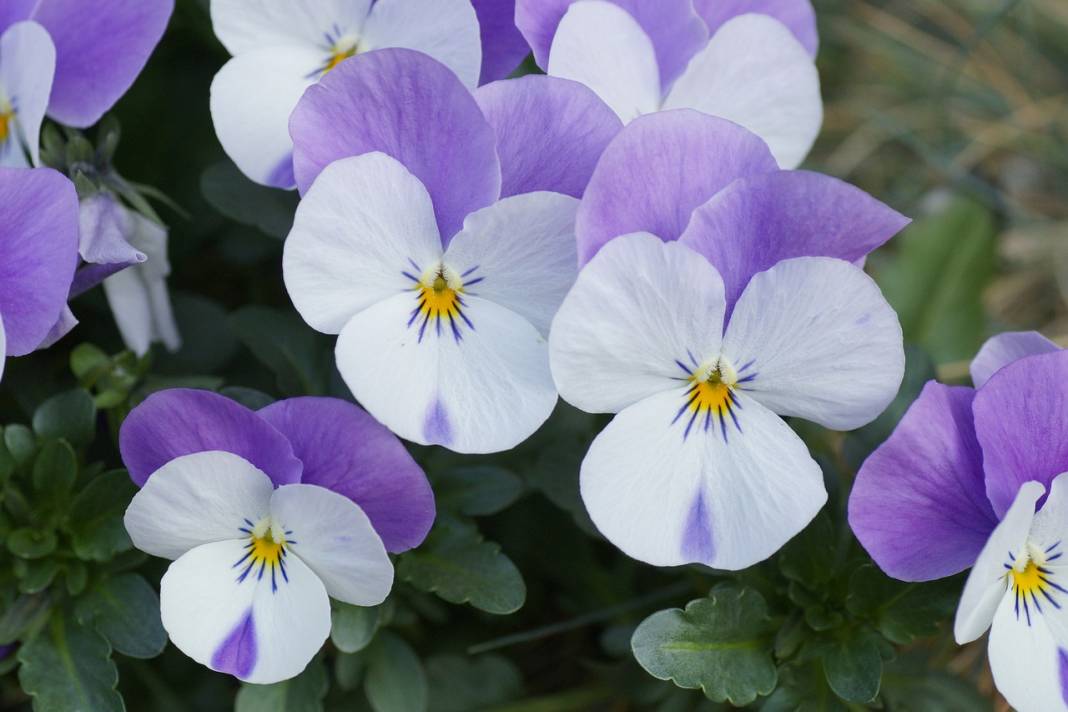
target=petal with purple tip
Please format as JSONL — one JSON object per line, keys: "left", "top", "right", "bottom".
{"left": 693, "top": 0, "right": 819, "bottom": 57}
{"left": 970, "top": 331, "right": 1061, "bottom": 389}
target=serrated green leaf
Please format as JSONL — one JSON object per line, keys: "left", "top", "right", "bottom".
{"left": 32, "top": 390, "right": 97, "bottom": 447}
{"left": 67, "top": 470, "right": 136, "bottom": 561}
{"left": 0, "top": 594, "right": 51, "bottom": 644}
{"left": 397, "top": 516, "right": 525, "bottom": 615}
{"left": 434, "top": 465, "right": 524, "bottom": 516}
{"left": 201, "top": 160, "right": 298, "bottom": 239}
{"left": 426, "top": 654, "right": 522, "bottom": 712}
{"left": 17, "top": 613, "right": 123, "bottom": 712}
{"left": 845, "top": 565, "right": 960, "bottom": 644}
{"left": 76, "top": 574, "right": 166, "bottom": 659}
{"left": 822, "top": 630, "right": 882, "bottom": 703}
{"left": 365, "top": 632, "right": 427, "bottom": 712}
{"left": 32, "top": 440, "right": 77, "bottom": 496}
{"left": 331, "top": 602, "right": 380, "bottom": 653}
{"left": 235, "top": 656, "right": 328, "bottom": 712}
{"left": 631, "top": 586, "right": 777, "bottom": 706}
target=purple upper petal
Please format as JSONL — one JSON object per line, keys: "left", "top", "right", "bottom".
{"left": 849, "top": 382, "right": 997, "bottom": 582}
{"left": 475, "top": 75, "right": 621, "bottom": 199}
{"left": 970, "top": 331, "right": 1061, "bottom": 389}
{"left": 258, "top": 397, "right": 435, "bottom": 553}
{"left": 120, "top": 389, "right": 302, "bottom": 488}
{"left": 974, "top": 349, "right": 1068, "bottom": 518}
{"left": 27, "top": 0, "right": 174, "bottom": 127}
{"left": 516, "top": 0, "right": 708, "bottom": 88}
{"left": 471, "top": 0, "right": 531, "bottom": 84}
{"left": 0, "top": 167, "right": 79, "bottom": 355}
{"left": 290, "top": 48, "right": 501, "bottom": 242}
{"left": 693, "top": 0, "right": 819, "bottom": 57}
{"left": 575, "top": 110, "right": 778, "bottom": 265}
{"left": 0, "top": 1, "right": 35, "bottom": 33}
{"left": 679, "top": 170, "right": 910, "bottom": 315}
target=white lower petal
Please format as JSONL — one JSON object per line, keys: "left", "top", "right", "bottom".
{"left": 124, "top": 451, "right": 276, "bottom": 560}
{"left": 160, "top": 538, "right": 331, "bottom": 684}
{"left": 336, "top": 292, "right": 557, "bottom": 454}
{"left": 361, "top": 0, "right": 482, "bottom": 88}
{"left": 103, "top": 267, "right": 155, "bottom": 357}
{"left": 721, "top": 257, "right": 904, "bottom": 431}
{"left": 663, "top": 14, "right": 821, "bottom": 169}
{"left": 270, "top": 484, "right": 393, "bottom": 606}
{"left": 547, "top": 1, "right": 660, "bottom": 123}
{"left": 210, "top": 46, "right": 323, "bottom": 188}
{"left": 283, "top": 153, "right": 444, "bottom": 334}
{"left": 988, "top": 591, "right": 1068, "bottom": 712}
{"left": 444, "top": 192, "right": 579, "bottom": 337}
{"left": 580, "top": 388, "right": 826, "bottom": 570}
{"left": 0, "top": 21, "right": 54, "bottom": 167}
{"left": 954, "top": 481, "right": 1043, "bottom": 643}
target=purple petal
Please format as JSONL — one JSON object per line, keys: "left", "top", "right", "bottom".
{"left": 258, "top": 397, "right": 435, "bottom": 553}
{"left": 575, "top": 110, "right": 777, "bottom": 265}
{"left": 681, "top": 490, "right": 714, "bottom": 564}
{"left": 290, "top": 48, "right": 500, "bottom": 242}
{"left": 475, "top": 75, "right": 621, "bottom": 199}
{"left": 28, "top": 0, "right": 174, "bottom": 127}
{"left": 0, "top": 1, "right": 35, "bottom": 33}
{"left": 70, "top": 194, "right": 145, "bottom": 297}
{"left": 970, "top": 331, "right": 1061, "bottom": 389}
{"left": 693, "top": 0, "right": 819, "bottom": 57}
{"left": 120, "top": 389, "right": 302, "bottom": 488}
{"left": 849, "top": 382, "right": 997, "bottom": 582}
{"left": 974, "top": 349, "right": 1068, "bottom": 518}
{"left": 0, "top": 167, "right": 79, "bottom": 355}
{"left": 471, "top": 0, "right": 530, "bottom": 84}
{"left": 679, "top": 170, "right": 910, "bottom": 315}
{"left": 516, "top": 0, "right": 707, "bottom": 87}
{"left": 211, "top": 609, "right": 257, "bottom": 679}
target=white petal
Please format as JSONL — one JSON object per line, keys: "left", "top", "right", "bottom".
{"left": 124, "top": 451, "right": 275, "bottom": 560}
{"left": 78, "top": 195, "right": 143, "bottom": 267}
{"left": 1030, "top": 472, "right": 1068, "bottom": 553}
{"left": 128, "top": 212, "right": 181, "bottom": 352}
{"left": 721, "top": 257, "right": 904, "bottom": 431}
{"left": 103, "top": 266, "right": 155, "bottom": 357}
{"left": 336, "top": 292, "right": 557, "bottom": 454}
{"left": 361, "top": 0, "right": 482, "bottom": 89}
{"left": 954, "top": 481, "right": 1043, "bottom": 643}
{"left": 211, "top": 0, "right": 371, "bottom": 56}
{"left": 210, "top": 46, "right": 323, "bottom": 189}
{"left": 987, "top": 591, "right": 1068, "bottom": 712}
{"left": 547, "top": 1, "right": 660, "bottom": 123}
{"left": 160, "top": 539, "right": 330, "bottom": 684}
{"left": 549, "top": 233, "right": 726, "bottom": 414}
{"left": 270, "top": 484, "right": 393, "bottom": 606}
{"left": 283, "top": 153, "right": 444, "bottom": 334}
{"left": 0, "top": 312, "right": 6, "bottom": 382}
{"left": 0, "top": 21, "right": 55, "bottom": 167}
{"left": 581, "top": 388, "right": 826, "bottom": 570}
{"left": 971, "top": 331, "right": 1061, "bottom": 389}
{"left": 444, "top": 192, "right": 579, "bottom": 337}
{"left": 663, "top": 14, "right": 821, "bottom": 169}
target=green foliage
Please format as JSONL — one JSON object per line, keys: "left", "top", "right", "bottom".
{"left": 17, "top": 614, "right": 123, "bottom": 712}
{"left": 364, "top": 632, "right": 428, "bottom": 712}
{"left": 201, "top": 160, "right": 299, "bottom": 240}
{"left": 75, "top": 574, "right": 167, "bottom": 659}
{"left": 235, "top": 657, "right": 329, "bottom": 712}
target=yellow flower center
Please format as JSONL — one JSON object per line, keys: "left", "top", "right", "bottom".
{"left": 1005, "top": 541, "right": 1065, "bottom": 626}
{"left": 0, "top": 109, "right": 13, "bottom": 144}
{"left": 234, "top": 517, "right": 293, "bottom": 592}
{"left": 674, "top": 359, "right": 741, "bottom": 440}
{"left": 322, "top": 35, "right": 360, "bottom": 75}
{"left": 407, "top": 263, "right": 476, "bottom": 342}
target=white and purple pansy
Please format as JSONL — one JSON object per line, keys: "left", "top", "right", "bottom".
{"left": 120, "top": 389, "right": 434, "bottom": 683}
{"left": 0, "top": 166, "right": 80, "bottom": 376}
{"left": 517, "top": 0, "right": 822, "bottom": 168}
{"left": 0, "top": 20, "right": 54, "bottom": 167}
{"left": 284, "top": 49, "right": 620, "bottom": 453}
{"left": 209, "top": 0, "right": 485, "bottom": 189}
{"left": 850, "top": 333, "right": 1068, "bottom": 712}
{"left": 0, "top": 0, "right": 173, "bottom": 128}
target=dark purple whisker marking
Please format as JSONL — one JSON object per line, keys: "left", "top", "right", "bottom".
{"left": 461, "top": 265, "right": 480, "bottom": 278}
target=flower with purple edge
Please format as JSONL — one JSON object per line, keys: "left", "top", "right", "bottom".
{"left": 120, "top": 389, "right": 435, "bottom": 683}
{"left": 0, "top": 166, "right": 80, "bottom": 376}
{"left": 0, "top": 21, "right": 54, "bottom": 167}
{"left": 283, "top": 49, "right": 621, "bottom": 453}
{"left": 849, "top": 332, "right": 1068, "bottom": 712}
{"left": 209, "top": 0, "right": 484, "bottom": 189}
{"left": 516, "top": 0, "right": 822, "bottom": 168}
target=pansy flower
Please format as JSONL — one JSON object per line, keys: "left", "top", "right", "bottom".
{"left": 284, "top": 49, "right": 620, "bottom": 453}
{"left": 516, "top": 0, "right": 821, "bottom": 168}
{"left": 0, "top": 21, "right": 54, "bottom": 167}
{"left": 0, "top": 166, "right": 80, "bottom": 377}
{"left": 121, "top": 389, "right": 434, "bottom": 683}
{"left": 0, "top": 0, "right": 173, "bottom": 128}
{"left": 850, "top": 333, "right": 1068, "bottom": 712}
{"left": 470, "top": 0, "right": 530, "bottom": 84}
{"left": 209, "top": 0, "right": 484, "bottom": 189}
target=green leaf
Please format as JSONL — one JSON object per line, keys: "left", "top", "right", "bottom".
{"left": 880, "top": 652, "right": 991, "bottom": 711}
{"left": 7, "top": 528, "right": 57, "bottom": 559}
{"left": 32, "top": 389, "right": 97, "bottom": 447}
{"left": 434, "top": 465, "right": 524, "bottom": 516}
{"left": 822, "top": 630, "right": 882, "bottom": 703}
{"left": 876, "top": 198, "right": 997, "bottom": 363}
{"left": 70, "top": 344, "right": 111, "bottom": 383}
{"left": 220, "top": 386, "right": 276, "bottom": 410}
{"left": 5, "top": 424, "right": 37, "bottom": 465}
{"left": 630, "top": 586, "right": 777, "bottom": 706}
{"left": 426, "top": 654, "right": 523, "bottom": 712}
{"left": 397, "top": 515, "right": 526, "bottom": 615}
{"left": 845, "top": 565, "right": 960, "bottom": 644}
{"left": 763, "top": 664, "right": 848, "bottom": 712}
{"left": 365, "top": 632, "right": 428, "bottom": 712}
{"left": 75, "top": 574, "right": 166, "bottom": 659}
{"left": 235, "top": 656, "right": 328, "bottom": 712}
{"left": 778, "top": 514, "right": 837, "bottom": 588}
{"left": 17, "top": 613, "right": 123, "bottom": 712}
{"left": 230, "top": 306, "right": 330, "bottom": 396}
{"left": 0, "top": 593, "right": 51, "bottom": 644}
{"left": 331, "top": 602, "right": 380, "bottom": 653}
{"left": 335, "top": 651, "right": 367, "bottom": 692}
{"left": 18, "top": 559, "right": 60, "bottom": 594}
{"left": 32, "top": 440, "right": 78, "bottom": 496}
{"left": 67, "top": 470, "right": 136, "bottom": 561}
{"left": 155, "top": 293, "right": 240, "bottom": 375}
{"left": 201, "top": 160, "right": 299, "bottom": 239}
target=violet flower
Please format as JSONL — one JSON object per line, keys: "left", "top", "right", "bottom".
{"left": 121, "top": 389, "right": 434, "bottom": 683}
{"left": 516, "top": 0, "right": 821, "bottom": 168}
{"left": 0, "top": 21, "right": 54, "bottom": 167}
{"left": 283, "top": 49, "right": 619, "bottom": 453}
{"left": 470, "top": 0, "right": 530, "bottom": 84}
{"left": 849, "top": 332, "right": 1067, "bottom": 712}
